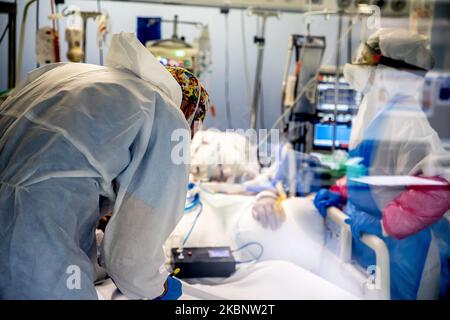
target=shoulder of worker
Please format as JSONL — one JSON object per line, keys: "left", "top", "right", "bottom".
{"left": 11, "top": 62, "right": 183, "bottom": 125}
{"left": 47, "top": 63, "right": 177, "bottom": 107}
{"left": 364, "top": 98, "right": 436, "bottom": 143}
{"left": 70, "top": 62, "right": 188, "bottom": 133}
{"left": 6, "top": 61, "right": 188, "bottom": 152}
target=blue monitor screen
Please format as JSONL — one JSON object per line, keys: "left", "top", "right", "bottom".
{"left": 137, "top": 17, "right": 162, "bottom": 45}
{"left": 314, "top": 124, "right": 351, "bottom": 148}
{"left": 208, "top": 249, "right": 230, "bottom": 258}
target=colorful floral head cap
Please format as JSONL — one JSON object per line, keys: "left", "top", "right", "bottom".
{"left": 165, "top": 66, "right": 210, "bottom": 125}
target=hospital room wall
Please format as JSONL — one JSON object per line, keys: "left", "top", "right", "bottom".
{"left": 1, "top": 0, "right": 407, "bottom": 130}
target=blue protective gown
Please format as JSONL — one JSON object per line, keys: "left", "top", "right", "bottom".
{"left": 347, "top": 94, "right": 443, "bottom": 299}
{"left": 0, "top": 33, "right": 190, "bottom": 299}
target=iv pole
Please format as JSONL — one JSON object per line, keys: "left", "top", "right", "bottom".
{"left": 332, "top": 11, "right": 343, "bottom": 152}
{"left": 80, "top": 12, "right": 102, "bottom": 63}
{"left": 249, "top": 9, "right": 279, "bottom": 130}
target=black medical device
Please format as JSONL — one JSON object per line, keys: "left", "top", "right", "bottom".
{"left": 171, "top": 246, "right": 236, "bottom": 278}
{"left": 282, "top": 35, "right": 326, "bottom": 154}
{"left": 313, "top": 67, "right": 361, "bottom": 151}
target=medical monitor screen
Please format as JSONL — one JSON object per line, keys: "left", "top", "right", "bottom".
{"left": 314, "top": 124, "right": 351, "bottom": 149}
{"left": 313, "top": 71, "right": 360, "bottom": 150}
{"left": 316, "top": 78, "right": 360, "bottom": 112}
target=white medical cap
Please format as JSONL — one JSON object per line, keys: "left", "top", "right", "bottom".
{"left": 366, "top": 28, "right": 435, "bottom": 71}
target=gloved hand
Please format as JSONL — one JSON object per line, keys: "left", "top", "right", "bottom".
{"left": 344, "top": 209, "right": 383, "bottom": 243}
{"left": 252, "top": 190, "right": 286, "bottom": 230}
{"left": 154, "top": 276, "right": 182, "bottom": 300}
{"left": 313, "top": 189, "right": 342, "bottom": 218}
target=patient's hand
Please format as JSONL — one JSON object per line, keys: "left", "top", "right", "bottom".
{"left": 252, "top": 191, "right": 286, "bottom": 230}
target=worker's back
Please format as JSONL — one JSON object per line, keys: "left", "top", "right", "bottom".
{"left": 0, "top": 62, "right": 190, "bottom": 299}
{"left": 1, "top": 63, "right": 160, "bottom": 196}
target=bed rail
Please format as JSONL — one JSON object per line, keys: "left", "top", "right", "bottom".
{"left": 327, "top": 206, "right": 390, "bottom": 300}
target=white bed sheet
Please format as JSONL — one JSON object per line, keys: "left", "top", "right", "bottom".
{"left": 165, "top": 191, "right": 367, "bottom": 298}
{"left": 95, "top": 190, "right": 368, "bottom": 299}
{"left": 95, "top": 260, "right": 358, "bottom": 300}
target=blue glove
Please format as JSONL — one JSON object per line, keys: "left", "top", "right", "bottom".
{"left": 154, "top": 276, "right": 182, "bottom": 300}
{"left": 313, "top": 189, "right": 342, "bottom": 218}
{"left": 344, "top": 209, "right": 383, "bottom": 242}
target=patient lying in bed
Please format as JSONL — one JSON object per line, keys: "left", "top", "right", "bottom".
{"left": 228, "top": 196, "right": 366, "bottom": 297}
{"left": 159, "top": 192, "right": 366, "bottom": 299}
{"left": 94, "top": 131, "right": 366, "bottom": 300}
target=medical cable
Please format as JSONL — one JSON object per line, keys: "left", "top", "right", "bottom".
{"left": 240, "top": 10, "right": 252, "bottom": 109}
{"left": 0, "top": 23, "right": 9, "bottom": 45}
{"left": 49, "top": 0, "right": 60, "bottom": 62}
{"left": 55, "top": 1, "right": 60, "bottom": 42}
{"left": 258, "top": 17, "right": 358, "bottom": 149}
{"left": 36, "top": 0, "right": 39, "bottom": 68}
{"left": 287, "top": 27, "right": 310, "bottom": 128}
{"left": 36, "top": 1, "right": 39, "bottom": 32}
{"left": 17, "top": 0, "right": 38, "bottom": 85}
{"left": 97, "top": 0, "right": 104, "bottom": 66}
{"left": 259, "top": 81, "right": 265, "bottom": 128}
{"left": 184, "top": 191, "right": 201, "bottom": 212}
{"left": 331, "top": 13, "right": 344, "bottom": 151}
{"left": 232, "top": 241, "right": 264, "bottom": 264}
{"left": 182, "top": 202, "right": 203, "bottom": 246}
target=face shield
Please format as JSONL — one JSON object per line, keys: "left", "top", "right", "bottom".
{"left": 353, "top": 39, "right": 429, "bottom": 75}
{"left": 343, "top": 43, "right": 380, "bottom": 94}
{"left": 352, "top": 42, "right": 382, "bottom": 66}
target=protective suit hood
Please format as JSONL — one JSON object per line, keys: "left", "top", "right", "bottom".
{"left": 349, "top": 65, "right": 425, "bottom": 149}
{"left": 0, "top": 46, "right": 190, "bottom": 299}
{"left": 105, "top": 32, "right": 182, "bottom": 109}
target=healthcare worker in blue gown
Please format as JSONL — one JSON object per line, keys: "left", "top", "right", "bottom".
{"left": 315, "top": 29, "right": 449, "bottom": 299}
{"left": 0, "top": 33, "right": 208, "bottom": 299}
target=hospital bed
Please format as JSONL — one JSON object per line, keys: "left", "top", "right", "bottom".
{"left": 325, "top": 207, "right": 390, "bottom": 299}
{"left": 185, "top": 191, "right": 390, "bottom": 300}
{"left": 170, "top": 187, "right": 439, "bottom": 300}
{"left": 96, "top": 260, "right": 358, "bottom": 300}
{"left": 181, "top": 129, "right": 441, "bottom": 299}
{"left": 95, "top": 190, "right": 394, "bottom": 300}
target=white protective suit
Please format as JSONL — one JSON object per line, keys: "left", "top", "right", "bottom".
{"left": 345, "top": 64, "right": 448, "bottom": 207}
{"left": 0, "top": 33, "right": 190, "bottom": 299}
{"left": 343, "top": 37, "right": 447, "bottom": 299}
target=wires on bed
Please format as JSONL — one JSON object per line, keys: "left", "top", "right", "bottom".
{"left": 184, "top": 192, "right": 200, "bottom": 212}
{"left": 232, "top": 241, "right": 264, "bottom": 264}
{"left": 182, "top": 202, "right": 203, "bottom": 247}
{"left": 97, "top": 0, "right": 104, "bottom": 65}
